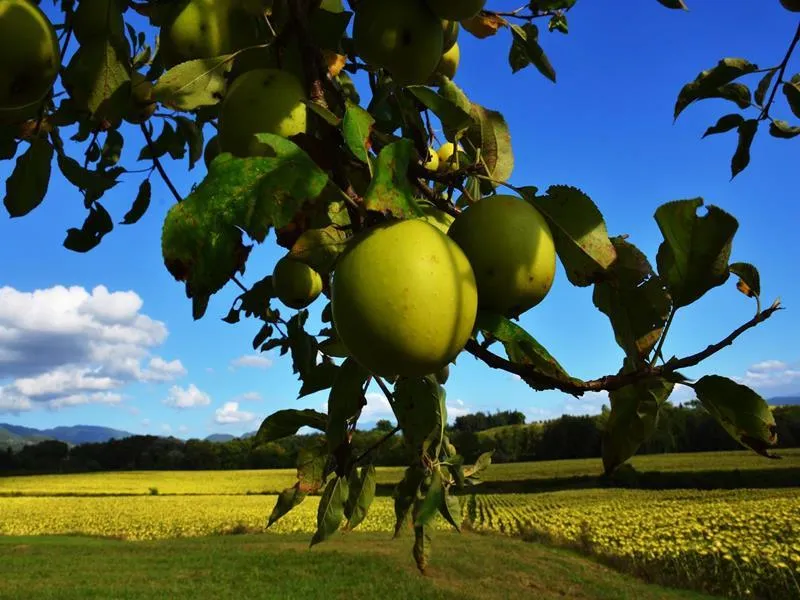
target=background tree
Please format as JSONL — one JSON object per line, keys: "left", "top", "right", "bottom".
{"left": 1, "top": 0, "right": 797, "bottom": 571}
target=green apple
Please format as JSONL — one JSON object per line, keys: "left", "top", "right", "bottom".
{"left": 218, "top": 68, "right": 307, "bottom": 157}
{"left": 159, "top": 0, "right": 261, "bottom": 68}
{"left": 442, "top": 19, "right": 459, "bottom": 51}
{"left": 353, "top": 0, "right": 443, "bottom": 85}
{"left": 204, "top": 134, "right": 221, "bottom": 169}
{"left": 435, "top": 41, "right": 459, "bottom": 79}
{"left": 272, "top": 255, "right": 323, "bottom": 309}
{"left": 0, "top": 0, "right": 60, "bottom": 114}
{"left": 424, "top": 146, "right": 440, "bottom": 172}
{"left": 448, "top": 194, "right": 556, "bottom": 317}
{"left": 426, "top": 0, "right": 485, "bottom": 20}
{"left": 437, "top": 141, "right": 461, "bottom": 171}
{"left": 331, "top": 219, "right": 477, "bottom": 378}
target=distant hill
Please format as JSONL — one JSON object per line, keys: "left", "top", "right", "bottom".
{"left": 205, "top": 434, "right": 236, "bottom": 443}
{"left": 0, "top": 423, "right": 133, "bottom": 446}
{"left": 769, "top": 396, "right": 800, "bottom": 407}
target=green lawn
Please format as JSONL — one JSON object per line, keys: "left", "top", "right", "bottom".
{"left": 0, "top": 532, "right": 719, "bottom": 600}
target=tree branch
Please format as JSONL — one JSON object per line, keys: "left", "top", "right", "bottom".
{"left": 759, "top": 22, "right": 800, "bottom": 120}
{"left": 354, "top": 425, "right": 401, "bottom": 464}
{"left": 140, "top": 123, "right": 182, "bottom": 203}
{"left": 467, "top": 301, "right": 783, "bottom": 395}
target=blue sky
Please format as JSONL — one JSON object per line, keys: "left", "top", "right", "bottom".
{"left": 1, "top": 0, "right": 798, "bottom": 439}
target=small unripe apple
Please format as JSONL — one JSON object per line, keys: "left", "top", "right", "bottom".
{"left": 437, "top": 142, "right": 461, "bottom": 171}
{"left": 435, "top": 42, "right": 459, "bottom": 80}
{"left": 424, "top": 146, "right": 440, "bottom": 172}
{"left": 272, "top": 255, "right": 323, "bottom": 310}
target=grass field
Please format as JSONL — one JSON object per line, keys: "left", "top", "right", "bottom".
{"left": 2, "top": 450, "right": 800, "bottom": 599}
{"left": 3, "top": 448, "right": 798, "bottom": 496}
{"left": 0, "top": 533, "right": 718, "bottom": 600}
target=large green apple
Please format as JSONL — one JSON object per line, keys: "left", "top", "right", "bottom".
{"left": 442, "top": 19, "right": 459, "bottom": 51}
{"left": 159, "top": 0, "right": 261, "bottom": 68}
{"left": 448, "top": 195, "right": 556, "bottom": 317}
{"left": 425, "top": 0, "right": 486, "bottom": 20}
{"left": 780, "top": 0, "right": 800, "bottom": 11}
{"left": 272, "top": 255, "right": 323, "bottom": 309}
{"left": 331, "top": 219, "right": 477, "bottom": 378}
{"left": 0, "top": 0, "right": 60, "bottom": 116}
{"left": 218, "top": 68, "right": 307, "bottom": 157}
{"left": 418, "top": 205, "right": 455, "bottom": 234}
{"left": 353, "top": 0, "right": 443, "bottom": 85}
{"left": 72, "top": 0, "right": 125, "bottom": 43}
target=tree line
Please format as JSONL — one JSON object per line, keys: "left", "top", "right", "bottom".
{"left": 2, "top": 403, "right": 798, "bottom": 475}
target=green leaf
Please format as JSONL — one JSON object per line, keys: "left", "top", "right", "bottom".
{"left": 342, "top": 101, "right": 374, "bottom": 164}
{"left": 475, "top": 311, "right": 577, "bottom": 388}
{"left": 298, "top": 361, "right": 341, "bottom": 398}
{"left": 3, "top": 138, "right": 53, "bottom": 218}
{"left": 702, "top": 113, "right": 744, "bottom": 138}
{"left": 393, "top": 466, "right": 426, "bottom": 536}
{"left": 326, "top": 358, "right": 371, "bottom": 453}
{"left": 363, "top": 139, "right": 423, "bottom": 218}
{"left": 655, "top": 0, "right": 688, "bottom": 8}
{"left": 729, "top": 262, "right": 760, "bottom": 299}
{"left": 602, "top": 375, "right": 674, "bottom": 474}
{"left": 306, "top": 101, "right": 342, "bottom": 127}
{"left": 438, "top": 488, "right": 462, "bottom": 532}
{"left": 533, "top": 0, "right": 577, "bottom": 8}
{"left": 731, "top": 119, "right": 758, "bottom": 179}
{"left": 769, "top": 119, "right": 800, "bottom": 139}
{"left": 413, "top": 469, "right": 443, "bottom": 527}
{"left": 268, "top": 483, "right": 307, "bottom": 527}
{"left": 297, "top": 440, "right": 329, "bottom": 494}
{"left": 783, "top": 81, "right": 800, "bottom": 119}
{"left": 153, "top": 54, "right": 233, "bottom": 111}
{"left": 62, "top": 38, "right": 131, "bottom": 128}
{"left": 466, "top": 103, "right": 514, "bottom": 192}
{"left": 63, "top": 202, "right": 114, "bottom": 253}
{"left": 393, "top": 376, "right": 446, "bottom": 455}
{"left": 120, "top": 179, "right": 152, "bottom": 225}
{"left": 254, "top": 408, "right": 328, "bottom": 444}
{"left": 174, "top": 116, "right": 204, "bottom": 170}
{"left": 755, "top": 69, "right": 777, "bottom": 107}
{"left": 694, "top": 375, "right": 778, "bottom": 457}
{"left": 548, "top": 13, "right": 568, "bottom": 34}
{"left": 674, "top": 58, "right": 758, "bottom": 119}
{"left": 406, "top": 86, "right": 473, "bottom": 135}
{"left": 508, "top": 23, "right": 556, "bottom": 82}
{"left": 138, "top": 122, "right": 180, "bottom": 161}
{"left": 525, "top": 185, "right": 617, "bottom": 287}
{"left": 310, "top": 475, "right": 349, "bottom": 546}
{"left": 309, "top": 6, "right": 352, "bottom": 51}
{"left": 437, "top": 78, "right": 473, "bottom": 125}
{"left": 413, "top": 525, "right": 432, "bottom": 574}
{"left": 344, "top": 464, "right": 376, "bottom": 531}
{"left": 654, "top": 198, "right": 738, "bottom": 308}
{"left": 99, "top": 130, "right": 124, "bottom": 169}
{"left": 56, "top": 152, "right": 120, "bottom": 201}
{"left": 592, "top": 237, "right": 672, "bottom": 363}
{"left": 289, "top": 225, "right": 349, "bottom": 273}
{"left": 464, "top": 450, "right": 493, "bottom": 478}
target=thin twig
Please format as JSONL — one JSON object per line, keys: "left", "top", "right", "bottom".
{"left": 140, "top": 123, "right": 182, "bottom": 203}
{"left": 232, "top": 276, "right": 248, "bottom": 293}
{"left": 354, "top": 425, "right": 401, "bottom": 464}
{"left": 372, "top": 375, "right": 396, "bottom": 407}
{"left": 759, "top": 22, "right": 800, "bottom": 120}
{"left": 468, "top": 301, "right": 783, "bottom": 395}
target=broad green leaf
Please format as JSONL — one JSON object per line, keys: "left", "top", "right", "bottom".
{"left": 63, "top": 202, "right": 114, "bottom": 253}
{"left": 769, "top": 119, "right": 800, "bottom": 139}
{"left": 393, "top": 376, "right": 446, "bottom": 455}
{"left": 731, "top": 119, "right": 758, "bottom": 179}
{"left": 656, "top": 0, "right": 688, "bottom": 8}
{"left": 465, "top": 103, "right": 514, "bottom": 191}
{"left": 413, "top": 524, "right": 432, "bottom": 574}
{"left": 62, "top": 38, "right": 131, "bottom": 128}
{"left": 602, "top": 375, "right": 674, "bottom": 474}
{"left": 3, "top": 138, "right": 53, "bottom": 218}
{"left": 783, "top": 81, "right": 800, "bottom": 119}
{"left": 267, "top": 483, "right": 307, "bottom": 527}
{"left": 298, "top": 361, "right": 341, "bottom": 398}
{"left": 654, "top": 198, "right": 738, "bottom": 308}
{"left": 674, "top": 58, "right": 758, "bottom": 119}
{"left": 310, "top": 475, "right": 349, "bottom": 546}
{"left": 694, "top": 375, "right": 778, "bottom": 457}
{"left": 406, "top": 86, "right": 473, "bottom": 135}
{"left": 729, "top": 262, "right": 760, "bottom": 299}
{"left": 438, "top": 78, "right": 473, "bottom": 124}
{"left": 306, "top": 101, "right": 341, "bottom": 127}
{"left": 342, "top": 102, "right": 375, "bottom": 164}
{"left": 289, "top": 225, "right": 349, "bottom": 273}
{"left": 475, "top": 311, "right": 577, "bottom": 387}
{"left": 508, "top": 23, "right": 556, "bottom": 82}
{"left": 755, "top": 69, "right": 777, "bottom": 107}
{"left": 254, "top": 408, "right": 328, "bottom": 444}
{"left": 138, "top": 122, "right": 182, "bottom": 161}
{"left": 526, "top": 185, "right": 617, "bottom": 287}
{"left": 174, "top": 116, "right": 204, "bottom": 170}
{"left": 120, "top": 179, "right": 152, "bottom": 225}
{"left": 344, "top": 464, "right": 376, "bottom": 531}
{"left": 326, "top": 358, "right": 371, "bottom": 453}
{"left": 363, "top": 139, "right": 423, "bottom": 218}
{"left": 393, "top": 465, "right": 426, "bottom": 537}
{"left": 297, "top": 440, "right": 329, "bottom": 494}
{"left": 56, "top": 152, "right": 120, "bottom": 200}
{"left": 413, "top": 469, "right": 443, "bottom": 527}
{"left": 153, "top": 54, "right": 233, "bottom": 111}
{"left": 464, "top": 450, "right": 493, "bottom": 478}
{"left": 438, "top": 488, "right": 462, "bottom": 532}
{"left": 592, "top": 237, "right": 672, "bottom": 362}
{"left": 309, "top": 5, "right": 352, "bottom": 50}
{"left": 702, "top": 113, "right": 744, "bottom": 138}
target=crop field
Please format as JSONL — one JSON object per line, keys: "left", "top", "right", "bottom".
{"left": 3, "top": 448, "right": 798, "bottom": 496}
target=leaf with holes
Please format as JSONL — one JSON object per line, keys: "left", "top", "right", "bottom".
{"left": 729, "top": 262, "right": 760, "bottom": 300}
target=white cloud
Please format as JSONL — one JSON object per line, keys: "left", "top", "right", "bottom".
{"left": 750, "top": 360, "right": 788, "bottom": 372}
{"left": 235, "top": 391, "right": 263, "bottom": 402}
{"left": 163, "top": 384, "right": 211, "bottom": 409}
{"left": 230, "top": 354, "right": 273, "bottom": 369}
{"left": 0, "top": 285, "right": 185, "bottom": 413}
{"left": 177, "top": 424, "right": 190, "bottom": 434}
{"left": 446, "top": 398, "right": 470, "bottom": 420}
{"left": 214, "top": 401, "right": 256, "bottom": 425}
{"left": 733, "top": 359, "right": 800, "bottom": 394}
{"left": 326, "top": 392, "right": 472, "bottom": 426}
